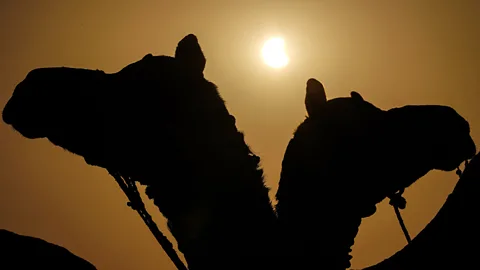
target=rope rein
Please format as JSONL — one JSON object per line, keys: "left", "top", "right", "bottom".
{"left": 107, "top": 170, "right": 188, "bottom": 270}
{"left": 389, "top": 190, "right": 411, "bottom": 244}
{"left": 105, "top": 153, "right": 470, "bottom": 267}
{"left": 389, "top": 160, "right": 469, "bottom": 245}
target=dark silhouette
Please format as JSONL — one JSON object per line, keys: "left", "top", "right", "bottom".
{"left": 275, "top": 78, "right": 476, "bottom": 269}
{"left": 2, "top": 34, "right": 278, "bottom": 270}
{"left": 3, "top": 33, "right": 480, "bottom": 270}
{"left": 363, "top": 153, "right": 480, "bottom": 269}
{"left": 0, "top": 229, "right": 96, "bottom": 269}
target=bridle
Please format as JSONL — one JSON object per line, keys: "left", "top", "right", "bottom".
{"left": 390, "top": 159, "right": 470, "bottom": 244}
{"left": 107, "top": 169, "right": 188, "bottom": 270}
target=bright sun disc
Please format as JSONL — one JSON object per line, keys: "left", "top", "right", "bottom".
{"left": 262, "top": 37, "right": 289, "bottom": 69}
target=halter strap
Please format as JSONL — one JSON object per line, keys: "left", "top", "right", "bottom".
{"left": 390, "top": 159, "right": 469, "bottom": 245}
{"left": 107, "top": 170, "right": 188, "bottom": 270}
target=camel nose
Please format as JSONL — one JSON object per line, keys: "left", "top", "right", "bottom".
{"left": 2, "top": 80, "right": 28, "bottom": 125}
{"left": 2, "top": 80, "right": 47, "bottom": 139}
{"left": 467, "top": 137, "right": 477, "bottom": 158}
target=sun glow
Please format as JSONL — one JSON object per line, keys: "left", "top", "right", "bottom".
{"left": 261, "top": 37, "right": 289, "bottom": 69}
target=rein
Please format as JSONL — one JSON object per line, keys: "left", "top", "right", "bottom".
{"left": 107, "top": 170, "right": 188, "bottom": 270}
{"left": 390, "top": 160, "right": 469, "bottom": 245}
{"left": 104, "top": 155, "right": 470, "bottom": 267}
{"left": 389, "top": 190, "right": 411, "bottom": 244}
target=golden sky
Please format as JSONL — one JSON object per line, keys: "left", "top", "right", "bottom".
{"left": 0, "top": 1, "right": 479, "bottom": 269}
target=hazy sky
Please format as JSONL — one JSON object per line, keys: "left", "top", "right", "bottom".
{"left": 1, "top": 1, "right": 479, "bottom": 269}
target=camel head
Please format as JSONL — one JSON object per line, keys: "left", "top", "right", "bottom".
{"left": 279, "top": 78, "right": 476, "bottom": 205}
{"left": 384, "top": 105, "right": 476, "bottom": 173}
{"left": 275, "top": 78, "right": 476, "bottom": 269}
{"left": 2, "top": 35, "right": 272, "bottom": 262}
{"left": 2, "top": 67, "right": 105, "bottom": 140}
{"left": 2, "top": 34, "right": 237, "bottom": 170}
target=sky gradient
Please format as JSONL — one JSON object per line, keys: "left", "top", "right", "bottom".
{"left": 1, "top": 1, "right": 479, "bottom": 269}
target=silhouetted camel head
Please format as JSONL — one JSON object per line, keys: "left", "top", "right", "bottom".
{"left": 1, "top": 33, "right": 254, "bottom": 213}
{"left": 2, "top": 34, "right": 235, "bottom": 169}
{"left": 2, "top": 67, "right": 104, "bottom": 140}
{"left": 281, "top": 78, "right": 476, "bottom": 203}
{"left": 276, "top": 78, "right": 476, "bottom": 269}
{"left": 2, "top": 34, "right": 275, "bottom": 266}
{"left": 384, "top": 105, "right": 476, "bottom": 173}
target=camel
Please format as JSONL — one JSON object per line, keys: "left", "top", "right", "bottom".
{"left": 275, "top": 78, "right": 476, "bottom": 269}
{"left": 4, "top": 34, "right": 479, "bottom": 270}
{"left": 363, "top": 151, "right": 480, "bottom": 269}
{"left": 0, "top": 229, "right": 97, "bottom": 270}
{"left": 2, "top": 34, "right": 278, "bottom": 270}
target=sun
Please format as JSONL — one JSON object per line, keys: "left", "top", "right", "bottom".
{"left": 261, "top": 37, "right": 289, "bottom": 69}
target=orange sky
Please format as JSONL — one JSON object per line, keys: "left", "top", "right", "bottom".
{"left": 0, "top": 1, "right": 479, "bottom": 269}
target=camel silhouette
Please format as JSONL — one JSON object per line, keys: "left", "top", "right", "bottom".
{"left": 363, "top": 151, "right": 480, "bottom": 269}
{"left": 0, "top": 229, "right": 97, "bottom": 270}
{"left": 3, "top": 35, "right": 480, "bottom": 270}
{"left": 2, "top": 34, "right": 278, "bottom": 270}
{"left": 275, "top": 78, "right": 476, "bottom": 269}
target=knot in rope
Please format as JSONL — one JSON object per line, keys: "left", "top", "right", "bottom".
{"left": 389, "top": 189, "right": 407, "bottom": 210}
{"left": 388, "top": 189, "right": 411, "bottom": 244}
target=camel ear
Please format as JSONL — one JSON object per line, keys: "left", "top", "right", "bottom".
{"left": 305, "top": 78, "right": 327, "bottom": 117}
{"left": 142, "top": 53, "right": 153, "bottom": 60}
{"left": 350, "top": 91, "right": 364, "bottom": 102}
{"left": 175, "top": 34, "right": 206, "bottom": 75}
